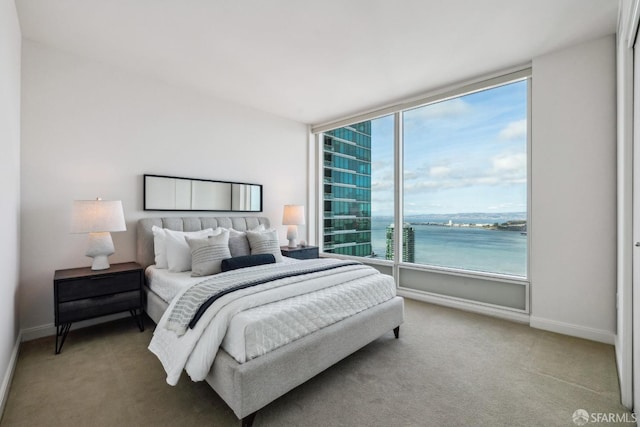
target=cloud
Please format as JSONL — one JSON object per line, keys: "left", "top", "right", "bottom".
{"left": 371, "top": 201, "right": 394, "bottom": 213}
{"left": 492, "top": 153, "right": 526, "bottom": 172}
{"left": 429, "top": 165, "right": 451, "bottom": 177}
{"left": 404, "top": 98, "right": 472, "bottom": 121}
{"left": 403, "top": 170, "right": 421, "bottom": 180}
{"left": 487, "top": 202, "right": 527, "bottom": 211}
{"left": 371, "top": 179, "right": 394, "bottom": 191}
{"left": 371, "top": 160, "right": 391, "bottom": 170}
{"left": 403, "top": 163, "right": 451, "bottom": 180}
{"left": 372, "top": 167, "right": 394, "bottom": 191}
{"left": 402, "top": 151, "right": 526, "bottom": 194}
{"left": 499, "top": 119, "right": 527, "bottom": 140}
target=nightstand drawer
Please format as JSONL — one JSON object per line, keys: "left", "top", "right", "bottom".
{"left": 57, "top": 271, "right": 141, "bottom": 302}
{"left": 53, "top": 262, "right": 145, "bottom": 353}
{"left": 57, "top": 291, "right": 141, "bottom": 324}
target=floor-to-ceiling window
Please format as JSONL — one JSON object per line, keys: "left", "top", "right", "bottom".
{"left": 402, "top": 80, "right": 528, "bottom": 277}
{"left": 316, "top": 69, "right": 530, "bottom": 310}
{"left": 322, "top": 116, "right": 395, "bottom": 258}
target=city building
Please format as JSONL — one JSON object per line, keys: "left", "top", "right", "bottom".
{"left": 385, "top": 223, "right": 416, "bottom": 263}
{"left": 322, "top": 121, "right": 372, "bottom": 257}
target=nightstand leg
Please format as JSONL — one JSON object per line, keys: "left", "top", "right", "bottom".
{"left": 130, "top": 309, "right": 145, "bottom": 332}
{"left": 55, "top": 323, "right": 71, "bottom": 354}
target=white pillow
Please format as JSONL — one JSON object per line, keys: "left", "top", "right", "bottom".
{"left": 165, "top": 228, "right": 218, "bottom": 272}
{"left": 152, "top": 225, "right": 169, "bottom": 268}
{"left": 246, "top": 229, "right": 283, "bottom": 263}
{"left": 152, "top": 226, "right": 216, "bottom": 269}
{"left": 186, "top": 229, "right": 231, "bottom": 277}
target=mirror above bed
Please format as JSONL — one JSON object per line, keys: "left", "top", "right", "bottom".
{"left": 144, "top": 174, "right": 263, "bottom": 212}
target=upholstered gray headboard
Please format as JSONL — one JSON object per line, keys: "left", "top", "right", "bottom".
{"left": 136, "top": 216, "right": 271, "bottom": 269}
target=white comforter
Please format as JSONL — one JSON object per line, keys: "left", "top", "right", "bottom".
{"left": 148, "top": 259, "right": 395, "bottom": 385}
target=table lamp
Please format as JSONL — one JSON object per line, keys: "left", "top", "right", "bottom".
{"left": 282, "top": 205, "right": 305, "bottom": 248}
{"left": 71, "top": 198, "right": 126, "bottom": 270}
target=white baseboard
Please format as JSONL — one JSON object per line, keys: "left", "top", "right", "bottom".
{"left": 0, "top": 330, "right": 21, "bottom": 418}
{"left": 21, "top": 323, "right": 55, "bottom": 342}
{"left": 21, "top": 312, "right": 130, "bottom": 342}
{"left": 397, "top": 288, "right": 530, "bottom": 324}
{"left": 530, "top": 316, "right": 615, "bottom": 345}
{"left": 398, "top": 288, "right": 616, "bottom": 345}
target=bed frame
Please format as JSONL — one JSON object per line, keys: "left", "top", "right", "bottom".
{"left": 137, "top": 217, "right": 404, "bottom": 426}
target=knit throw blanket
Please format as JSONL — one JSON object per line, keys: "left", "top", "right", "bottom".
{"left": 165, "top": 258, "right": 360, "bottom": 336}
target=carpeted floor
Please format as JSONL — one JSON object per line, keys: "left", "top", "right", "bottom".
{"left": 0, "top": 299, "right": 631, "bottom": 426}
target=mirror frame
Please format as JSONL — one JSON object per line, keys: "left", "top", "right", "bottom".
{"left": 143, "top": 174, "right": 263, "bottom": 212}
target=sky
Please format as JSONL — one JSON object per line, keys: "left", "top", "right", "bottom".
{"left": 370, "top": 80, "right": 528, "bottom": 217}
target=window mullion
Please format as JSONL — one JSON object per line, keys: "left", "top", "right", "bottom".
{"left": 394, "top": 112, "right": 403, "bottom": 280}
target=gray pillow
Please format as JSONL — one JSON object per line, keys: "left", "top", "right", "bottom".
{"left": 186, "top": 230, "right": 231, "bottom": 277}
{"left": 246, "top": 230, "right": 283, "bottom": 262}
{"left": 228, "top": 229, "right": 251, "bottom": 257}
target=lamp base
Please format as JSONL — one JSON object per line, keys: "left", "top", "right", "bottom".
{"left": 86, "top": 232, "right": 115, "bottom": 270}
{"left": 286, "top": 225, "right": 298, "bottom": 248}
{"left": 90, "top": 255, "right": 111, "bottom": 270}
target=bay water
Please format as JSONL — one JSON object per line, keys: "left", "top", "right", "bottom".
{"left": 369, "top": 215, "right": 527, "bottom": 277}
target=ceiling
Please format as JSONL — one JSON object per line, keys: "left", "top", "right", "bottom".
{"left": 16, "top": 0, "right": 618, "bottom": 125}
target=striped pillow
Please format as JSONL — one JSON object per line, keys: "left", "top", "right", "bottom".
{"left": 246, "top": 230, "right": 283, "bottom": 262}
{"left": 186, "top": 229, "right": 231, "bottom": 277}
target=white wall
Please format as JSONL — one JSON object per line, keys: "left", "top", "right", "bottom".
{"left": 615, "top": 0, "right": 635, "bottom": 409}
{"left": 0, "top": 0, "right": 21, "bottom": 412}
{"left": 20, "top": 40, "right": 308, "bottom": 333}
{"left": 530, "top": 35, "right": 617, "bottom": 343}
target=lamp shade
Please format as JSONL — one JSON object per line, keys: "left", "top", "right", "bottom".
{"left": 282, "top": 205, "right": 305, "bottom": 225}
{"left": 71, "top": 199, "right": 126, "bottom": 233}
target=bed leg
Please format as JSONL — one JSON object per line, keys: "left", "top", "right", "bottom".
{"left": 393, "top": 326, "right": 400, "bottom": 339}
{"left": 241, "top": 412, "right": 257, "bottom": 427}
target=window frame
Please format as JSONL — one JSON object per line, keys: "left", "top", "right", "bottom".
{"left": 313, "top": 66, "right": 531, "bottom": 309}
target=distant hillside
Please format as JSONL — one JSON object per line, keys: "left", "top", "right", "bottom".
{"left": 373, "top": 212, "right": 527, "bottom": 223}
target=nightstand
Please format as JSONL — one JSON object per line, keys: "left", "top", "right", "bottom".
{"left": 53, "top": 262, "right": 144, "bottom": 354}
{"left": 280, "top": 245, "right": 319, "bottom": 260}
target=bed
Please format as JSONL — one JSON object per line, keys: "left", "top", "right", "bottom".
{"left": 137, "top": 216, "right": 404, "bottom": 426}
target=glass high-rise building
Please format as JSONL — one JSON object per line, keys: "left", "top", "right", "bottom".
{"left": 322, "top": 121, "right": 372, "bottom": 257}
{"left": 385, "top": 223, "right": 415, "bottom": 263}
